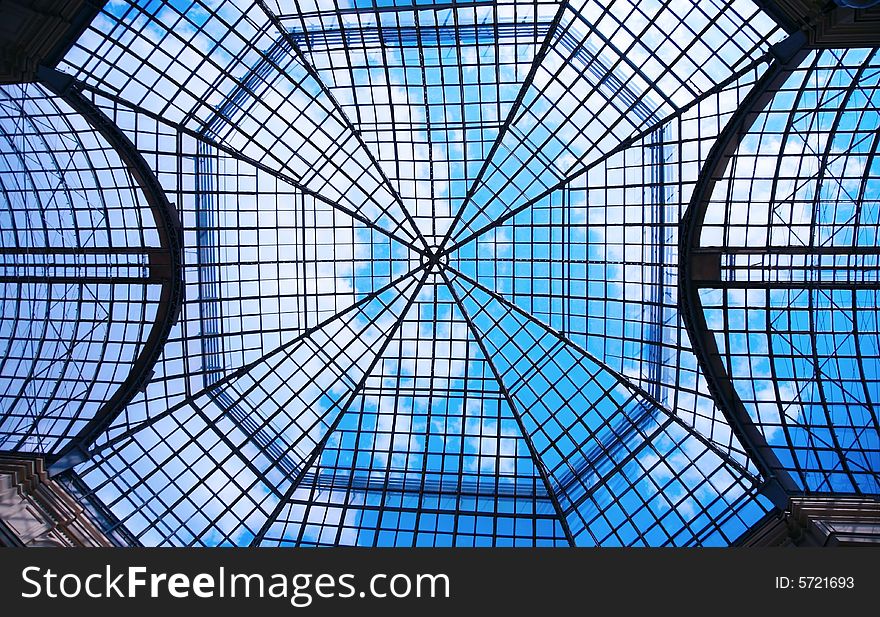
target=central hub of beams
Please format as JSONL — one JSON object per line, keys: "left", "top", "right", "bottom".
{"left": 421, "top": 245, "right": 449, "bottom": 273}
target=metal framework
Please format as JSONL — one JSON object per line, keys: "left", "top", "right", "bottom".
{"left": 682, "top": 45, "right": 880, "bottom": 497}
{"left": 0, "top": 76, "right": 182, "bottom": 460}
{"left": 0, "top": 0, "right": 876, "bottom": 547}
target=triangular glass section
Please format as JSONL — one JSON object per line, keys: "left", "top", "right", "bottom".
{"left": 258, "top": 277, "right": 569, "bottom": 546}
{"left": 445, "top": 0, "right": 783, "bottom": 244}
{"left": 284, "top": 0, "right": 554, "bottom": 243}
{"left": 58, "top": 0, "right": 423, "bottom": 243}
{"left": 448, "top": 272, "right": 764, "bottom": 545}
{"left": 72, "top": 274, "right": 422, "bottom": 546}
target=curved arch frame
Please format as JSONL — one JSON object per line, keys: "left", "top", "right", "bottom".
{"left": 24, "top": 68, "right": 186, "bottom": 470}
{"left": 679, "top": 45, "right": 811, "bottom": 505}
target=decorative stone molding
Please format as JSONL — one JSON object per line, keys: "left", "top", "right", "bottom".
{"left": 762, "top": 0, "right": 880, "bottom": 47}
{"left": 737, "top": 496, "right": 880, "bottom": 546}
{"left": 0, "top": 455, "right": 112, "bottom": 547}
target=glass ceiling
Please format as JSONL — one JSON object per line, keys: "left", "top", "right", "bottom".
{"left": 690, "top": 47, "right": 880, "bottom": 495}
{"left": 0, "top": 0, "right": 876, "bottom": 546}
